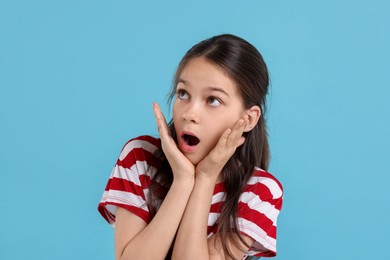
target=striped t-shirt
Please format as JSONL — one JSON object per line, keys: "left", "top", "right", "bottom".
{"left": 98, "top": 135, "right": 283, "bottom": 257}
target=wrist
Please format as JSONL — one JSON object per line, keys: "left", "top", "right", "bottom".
{"left": 195, "top": 170, "right": 219, "bottom": 185}
{"left": 172, "top": 174, "right": 195, "bottom": 186}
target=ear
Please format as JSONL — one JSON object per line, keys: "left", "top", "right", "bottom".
{"left": 243, "top": 105, "right": 261, "bottom": 132}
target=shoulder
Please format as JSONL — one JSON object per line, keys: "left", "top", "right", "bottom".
{"left": 236, "top": 168, "right": 283, "bottom": 257}
{"left": 117, "top": 135, "right": 162, "bottom": 169}
{"left": 119, "top": 135, "right": 161, "bottom": 158}
{"left": 245, "top": 167, "right": 283, "bottom": 200}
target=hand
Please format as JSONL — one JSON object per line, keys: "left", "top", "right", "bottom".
{"left": 153, "top": 103, "right": 195, "bottom": 181}
{"left": 195, "top": 116, "right": 248, "bottom": 181}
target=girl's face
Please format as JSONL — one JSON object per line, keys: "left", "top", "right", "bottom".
{"left": 173, "top": 57, "right": 247, "bottom": 165}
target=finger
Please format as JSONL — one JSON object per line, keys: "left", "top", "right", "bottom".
{"left": 152, "top": 103, "right": 164, "bottom": 134}
{"left": 215, "top": 128, "right": 231, "bottom": 150}
{"left": 153, "top": 103, "right": 169, "bottom": 138}
{"left": 212, "top": 116, "right": 248, "bottom": 158}
{"left": 215, "top": 118, "right": 245, "bottom": 152}
{"left": 237, "top": 136, "right": 246, "bottom": 147}
{"left": 226, "top": 118, "right": 246, "bottom": 147}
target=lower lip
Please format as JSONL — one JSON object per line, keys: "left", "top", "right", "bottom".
{"left": 178, "top": 137, "right": 198, "bottom": 153}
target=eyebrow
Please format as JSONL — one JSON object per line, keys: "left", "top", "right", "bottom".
{"left": 177, "top": 79, "right": 230, "bottom": 97}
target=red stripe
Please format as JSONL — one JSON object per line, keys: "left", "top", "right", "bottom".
{"left": 252, "top": 169, "right": 283, "bottom": 192}
{"left": 97, "top": 204, "right": 115, "bottom": 224}
{"left": 244, "top": 182, "right": 274, "bottom": 201}
{"left": 120, "top": 135, "right": 161, "bottom": 153}
{"left": 117, "top": 147, "right": 161, "bottom": 170}
{"left": 106, "top": 177, "right": 146, "bottom": 200}
{"left": 137, "top": 135, "right": 161, "bottom": 147}
{"left": 207, "top": 223, "right": 218, "bottom": 234}
{"left": 104, "top": 178, "right": 113, "bottom": 191}
{"left": 239, "top": 231, "right": 276, "bottom": 257}
{"left": 213, "top": 182, "right": 225, "bottom": 193}
{"left": 253, "top": 250, "right": 276, "bottom": 257}
{"left": 98, "top": 201, "right": 151, "bottom": 224}
{"left": 210, "top": 201, "right": 224, "bottom": 213}
{"left": 271, "top": 196, "right": 283, "bottom": 211}
{"left": 243, "top": 181, "right": 283, "bottom": 211}
{"left": 238, "top": 201, "right": 277, "bottom": 239}
{"left": 139, "top": 174, "right": 151, "bottom": 191}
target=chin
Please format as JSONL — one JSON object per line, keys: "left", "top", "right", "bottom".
{"left": 184, "top": 153, "right": 203, "bottom": 165}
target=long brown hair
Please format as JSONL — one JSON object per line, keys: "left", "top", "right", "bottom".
{"left": 151, "top": 34, "right": 270, "bottom": 259}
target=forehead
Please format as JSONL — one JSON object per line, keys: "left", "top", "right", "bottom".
{"left": 178, "top": 57, "right": 239, "bottom": 95}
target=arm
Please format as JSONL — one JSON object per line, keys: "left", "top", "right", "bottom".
{"left": 171, "top": 174, "right": 215, "bottom": 259}
{"left": 172, "top": 117, "right": 251, "bottom": 259}
{"left": 115, "top": 178, "right": 194, "bottom": 260}
{"left": 115, "top": 103, "right": 196, "bottom": 259}
{"left": 172, "top": 175, "right": 253, "bottom": 260}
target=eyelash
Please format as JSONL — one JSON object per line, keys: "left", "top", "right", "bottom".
{"left": 176, "top": 89, "right": 189, "bottom": 99}
{"left": 207, "top": 96, "right": 222, "bottom": 106}
{"left": 176, "top": 89, "right": 223, "bottom": 106}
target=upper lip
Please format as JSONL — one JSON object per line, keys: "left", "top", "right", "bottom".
{"left": 180, "top": 130, "right": 198, "bottom": 139}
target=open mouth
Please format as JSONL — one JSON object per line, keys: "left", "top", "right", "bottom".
{"left": 182, "top": 133, "right": 200, "bottom": 146}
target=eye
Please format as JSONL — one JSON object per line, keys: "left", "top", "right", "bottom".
{"left": 207, "top": 96, "right": 222, "bottom": 107}
{"left": 176, "top": 89, "right": 189, "bottom": 100}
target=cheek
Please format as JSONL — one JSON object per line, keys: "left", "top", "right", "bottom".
{"left": 172, "top": 102, "right": 181, "bottom": 122}
{"left": 221, "top": 114, "right": 241, "bottom": 129}
{"left": 205, "top": 117, "right": 234, "bottom": 141}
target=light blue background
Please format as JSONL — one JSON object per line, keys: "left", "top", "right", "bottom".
{"left": 1, "top": 1, "right": 389, "bottom": 259}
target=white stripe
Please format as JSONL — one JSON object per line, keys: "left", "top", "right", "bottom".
{"left": 211, "top": 191, "right": 225, "bottom": 204}
{"left": 207, "top": 217, "right": 277, "bottom": 254}
{"left": 130, "top": 160, "right": 157, "bottom": 179}
{"left": 254, "top": 166, "right": 266, "bottom": 172}
{"left": 143, "top": 189, "right": 150, "bottom": 204}
{"left": 208, "top": 212, "right": 219, "bottom": 226}
{"left": 111, "top": 165, "right": 141, "bottom": 186}
{"left": 119, "top": 139, "right": 158, "bottom": 161}
{"left": 247, "top": 175, "right": 283, "bottom": 199}
{"left": 239, "top": 191, "right": 280, "bottom": 223}
{"left": 101, "top": 190, "right": 148, "bottom": 211}
{"left": 246, "top": 241, "right": 269, "bottom": 255}
{"left": 207, "top": 232, "right": 215, "bottom": 239}
{"left": 246, "top": 247, "right": 269, "bottom": 256}
{"left": 238, "top": 217, "right": 276, "bottom": 252}
{"left": 111, "top": 164, "right": 157, "bottom": 186}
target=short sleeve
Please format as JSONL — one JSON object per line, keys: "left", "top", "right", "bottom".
{"left": 97, "top": 136, "right": 161, "bottom": 225}
{"left": 237, "top": 169, "right": 283, "bottom": 257}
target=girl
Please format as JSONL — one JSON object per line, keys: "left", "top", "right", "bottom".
{"left": 98, "top": 34, "right": 283, "bottom": 260}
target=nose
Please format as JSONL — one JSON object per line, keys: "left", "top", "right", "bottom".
{"left": 182, "top": 104, "right": 200, "bottom": 123}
